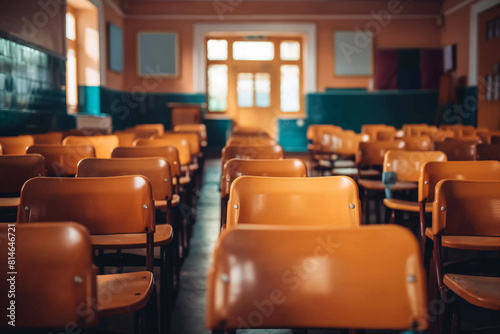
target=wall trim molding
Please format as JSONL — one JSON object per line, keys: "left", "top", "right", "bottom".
{"left": 127, "top": 14, "right": 439, "bottom": 21}
{"left": 469, "top": 0, "right": 500, "bottom": 85}
{"left": 444, "top": 0, "right": 476, "bottom": 16}
{"left": 103, "top": 0, "right": 126, "bottom": 17}
{"left": 193, "top": 23, "right": 316, "bottom": 94}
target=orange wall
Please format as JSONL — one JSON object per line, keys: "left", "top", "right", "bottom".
{"left": 0, "top": 0, "right": 66, "bottom": 56}
{"left": 477, "top": 4, "right": 500, "bottom": 130}
{"left": 123, "top": 18, "right": 195, "bottom": 92}
{"left": 113, "top": 0, "right": 442, "bottom": 93}
{"left": 440, "top": 0, "right": 477, "bottom": 85}
{"left": 103, "top": 0, "right": 125, "bottom": 91}
{"left": 317, "top": 18, "right": 441, "bottom": 90}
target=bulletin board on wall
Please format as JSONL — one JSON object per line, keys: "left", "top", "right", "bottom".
{"left": 108, "top": 23, "right": 123, "bottom": 72}
{"left": 374, "top": 48, "right": 443, "bottom": 90}
{"left": 138, "top": 31, "right": 179, "bottom": 77}
{"left": 333, "top": 31, "right": 373, "bottom": 77}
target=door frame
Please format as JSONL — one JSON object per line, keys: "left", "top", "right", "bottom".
{"left": 193, "top": 23, "right": 316, "bottom": 93}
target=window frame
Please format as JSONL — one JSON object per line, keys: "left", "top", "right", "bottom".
{"left": 205, "top": 36, "right": 304, "bottom": 115}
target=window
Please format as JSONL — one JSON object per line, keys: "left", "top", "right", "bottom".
{"left": 205, "top": 37, "right": 303, "bottom": 114}
{"left": 67, "top": 49, "right": 78, "bottom": 107}
{"left": 66, "top": 13, "right": 76, "bottom": 41}
{"left": 207, "top": 64, "right": 228, "bottom": 112}
{"left": 66, "top": 9, "right": 78, "bottom": 113}
{"left": 237, "top": 73, "right": 254, "bottom": 107}
{"left": 233, "top": 41, "right": 274, "bottom": 61}
{"left": 207, "top": 39, "right": 228, "bottom": 60}
{"left": 280, "top": 41, "right": 300, "bottom": 61}
{"left": 255, "top": 73, "right": 271, "bottom": 107}
{"left": 280, "top": 65, "right": 300, "bottom": 112}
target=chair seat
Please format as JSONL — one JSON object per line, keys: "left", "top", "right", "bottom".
{"left": 181, "top": 163, "right": 199, "bottom": 172}
{"left": 425, "top": 227, "right": 433, "bottom": 240}
{"left": 97, "top": 271, "right": 154, "bottom": 317}
{"left": 442, "top": 235, "right": 500, "bottom": 250}
{"left": 0, "top": 197, "right": 20, "bottom": 208}
{"left": 425, "top": 228, "right": 500, "bottom": 250}
{"left": 90, "top": 225, "right": 174, "bottom": 249}
{"left": 331, "top": 168, "right": 379, "bottom": 177}
{"left": 444, "top": 274, "right": 500, "bottom": 311}
{"left": 358, "top": 179, "right": 417, "bottom": 191}
{"left": 154, "top": 194, "right": 180, "bottom": 208}
{"left": 383, "top": 199, "right": 432, "bottom": 212}
{"left": 172, "top": 175, "right": 191, "bottom": 186}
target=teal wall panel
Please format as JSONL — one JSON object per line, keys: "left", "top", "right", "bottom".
{"left": 306, "top": 89, "right": 439, "bottom": 133}
{"left": 203, "top": 119, "right": 232, "bottom": 150}
{"left": 100, "top": 87, "right": 206, "bottom": 131}
{"left": 78, "top": 86, "right": 101, "bottom": 115}
{"left": 278, "top": 119, "right": 308, "bottom": 152}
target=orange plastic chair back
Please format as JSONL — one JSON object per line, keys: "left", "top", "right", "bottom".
{"left": 476, "top": 143, "right": 500, "bottom": 161}
{"left": 433, "top": 180, "right": 500, "bottom": 236}
{"left": 63, "top": 128, "right": 108, "bottom": 138}
{"left": 0, "top": 154, "right": 45, "bottom": 194}
{"left": 27, "top": 144, "right": 96, "bottom": 176}
{"left": 221, "top": 144, "right": 284, "bottom": 169}
{"left": 31, "top": 132, "right": 63, "bottom": 145}
{"left": 357, "top": 140, "right": 405, "bottom": 167}
{"left": 418, "top": 161, "right": 500, "bottom": 202}
{"left": 374, "top": 129, "right": 398, "bottom": 141}
{"left": 174, "top": 124, "right": 207, "bottom": 142}
{"left": 384, "top": 150, "right": 447, "bottom": 182}
{"left": 434, "top": 139, "right": 479, "bottom": 161}
{"left": 322, "top": 131, "right": 369, "bottom": 156}
{"left": 403, "top": 136, "right": 433, "bottom": 151}
{"left": 160, "top": 133, "right": 200, "bottom": 156}
{"left": 134, "top": 123, "right": 164, "bottom": 136}
{"left": 232, "top": 126, "right": 272, "bottom": 138}
{"left": 361, "top": 124, "right": 395, "bottom": 140}
{"left": 0, "top": 223, "right": 97, "bottom": 328}
{"left": 226, "top": 136, "right": 276, "bottom": 147}
{"left": 135, "top": 137, "right": 191, "bottom": 165}
{"left": 207, "top": 225, "right": 427, "bottom": 331}
{"left": 113, "top": 131, "right": 136, "bottom": 147}
{"left": 402, "top": 124, "right": 431, "bottom": 137}
{"left": 123, "top": 128, "right": 157, "bottom": 140}
{"left": 221, "top": 158, "right": 307, "bottom": 199}
{"left": 0, "top": 135, "right": 34, "bottom": 154}
{"left": 226, "top": 176, "right": 360, "bottom": 229}
{"left": 63, "top": 135, "right": 119, "bottom": 159}
{"left": 77, "top": 157, "right": 173, "bottom": 201}
{"left": 307, "top": 124, "right": 341, "bottom": 143}
{"left": 18, "top": 175, "right": 155, "bottom": 235}
{"left": 112, "top": 146, "right": 181, "bottom": 179}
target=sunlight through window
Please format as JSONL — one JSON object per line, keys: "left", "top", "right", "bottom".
{"left": 233, "top": 41, "right": 274, "bottom": 61}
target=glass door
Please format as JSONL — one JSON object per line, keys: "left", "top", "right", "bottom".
{"left": 231, "top": 63, "right": 277, "bottom": 137}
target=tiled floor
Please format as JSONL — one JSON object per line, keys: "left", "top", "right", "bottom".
{"left": 171, "top": 158, "right": 221, "bottom": 334}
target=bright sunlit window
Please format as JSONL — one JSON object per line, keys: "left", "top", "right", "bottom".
{"left": 233, "top": 41, "right": 274, "bottom": 61}
{"left": 280, "top": 65, "right": 300, "bottom": 112}
{"left": 67, "top": 48, "right": 77, "bottom": 107}
{"left": 280, "top": 41, "right": 300, "bottom": 61}
{"left": 66, "top": 13, "right": 76, "bottom": 41}
{"left": 207, "top": 39, "right": 228, "bottom": 60}
{"left": 207, "top": 64, "right": 228, "bottom": 112}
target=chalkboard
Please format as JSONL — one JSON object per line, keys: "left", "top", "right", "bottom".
{"left": 138, "top": 32, "right": 178, "bottom": 76}
{"left": 108, "top": 23, "right": 123, "bottom": 72}
{"left": 334, "top": 31, "right": 373, "bottom": 76}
